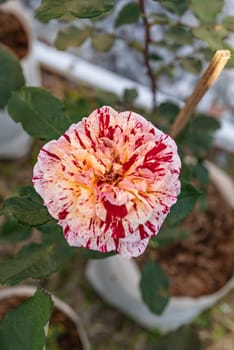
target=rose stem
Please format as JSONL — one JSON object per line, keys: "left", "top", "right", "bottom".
{"left": 170, "top": 50, "right": 231, "bottom": 139}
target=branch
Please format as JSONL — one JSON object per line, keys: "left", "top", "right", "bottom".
{"left": 138, "top": 0, "right": 157, "bottom": 111}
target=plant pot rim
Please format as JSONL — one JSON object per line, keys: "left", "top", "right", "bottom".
{"left": 0, "top": 285, "right": 91, "bottom": 350}
{"left": 0, "top": 0, "right": 32, "bottom": 60}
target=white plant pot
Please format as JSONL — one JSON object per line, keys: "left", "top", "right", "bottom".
{"left": 86, "top": 162, "right": 234, "bottom": 332}
{"left": 0, "top": 285, "right": 91, "bottom": 350}
{"left": 0, "top": 1, "right": 41, "bottom": 159}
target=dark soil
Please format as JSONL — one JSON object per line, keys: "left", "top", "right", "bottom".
{"left": 0, "top": 11, "right": 28, "bottom": 59}
{"left": 0, "top": 294, "right": 84, "bottom": 349}
{"left": 137, "top": 184, "right": 234, "bottom": 297}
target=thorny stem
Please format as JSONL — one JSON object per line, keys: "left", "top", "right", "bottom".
{"left": 138, "top": 0, "right": 157, "bottom": 112}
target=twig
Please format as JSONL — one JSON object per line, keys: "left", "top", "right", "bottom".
{"left": 170, "top": 50, "right": 231, "bottom": 139}
{"left": 138, "top": 0, "right": 157, "bottom": 112}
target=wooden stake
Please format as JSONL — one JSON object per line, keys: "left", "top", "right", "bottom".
{"left": 170, "top": 50, "right": 230, "bottom": 139}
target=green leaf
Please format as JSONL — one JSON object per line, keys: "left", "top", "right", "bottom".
{"left": 180, "top": 114, "right": 220, "bottom": 157}
{"left": 55, "top": 26, "right": 92, "bottom": 50}
{"left": 200, "top": 47, "right": 214, "bottom": 61}
{"left": 0, "top": 46, "right": 25, "bottom": 109}
{"left": 181, "top": 134, "right": 211, "bottom": 158}
{"left": 149, "top": 53, "right": 163, "bottom": 61}
{"left": 226, "top": 49, "right": 234, "bottom": 68}
{"left": 1, "top": 186, "right": 51, "bottom": 226}
{"left": 154, "top": 326, "right": 203, "bottom": 350}
{"left": 181, "top": 163, "right": 209, "bottom": 186}
{"left": 123, "top": 88, "right": 138, "bottom": 104}
{"left": 191, "top": 114, "right": 220, "bottom": 132}
{"left": 8, "top": 87, "right": 73, "bottom": 140}
{"left": 0, "top": 235, "right": 73, "bottom": 285}
{"left": 151, "top": 12, "right": 170, "bottom": 25}
{"left": 0, "top": 288, "right": 53, "bottom": 350}
{"left": 164, "top": 26, "right": 193, "bottom": 45}
{"left": 167, "top": 181, "right": 201, "bottom": 225}
{"left": 38, "top": 221, "right": 75, "bottom": 261}
{"left": 19, "top": 186, "right": 44, "bottom": 204}
{"left": 0, "top": 0, "right": 8, "bottom": 3}
{"left": 64, "top": 97, "right": 90, "bottom": 123}
{"left": 180, "top": 57, "right": 202, "bottom": 74}
{"left": 191, "top": 0, "right": 224, "bottom": 24}
{"left": 82, "top": 248, "right": 116, "bottom": 259}
{"left": 180, "top": 161, "right": 193, "bottom": 182}
{"left": 154, "top": 227, "right": 191, "bottom": 246}
{"left": 158, "top": 102, "right": 180, "bottom": 124}
{"left": 115, "top": 2, "right": 140, "bottom": 28}
{"left": 198, "top": 192, "right": 208, "bottom": 212}
{"left": 193, "top": 27, "right": 227, "bottom": 50}
{"left": 91, "top": 32, "right": 115, "bottom": 52}
{"left": 129, "top": 40, "right": 144, "bottom": 52}
{"left": 140, "top": 261, "right": 169, "bottom": 315}
{"left": 155, "top": 0, "right": 191, "bottom": 16}
{"left": 36, "top": 0, "right": 114, "bottom": 21}
{"left": 0, "top": 243, "right": 56, "bottom": 285}
{"left": 222, "top": 16, "right": 234, "bottom": 31}
{"left": 0, "top": 217, "right": 32, "bottom": 243}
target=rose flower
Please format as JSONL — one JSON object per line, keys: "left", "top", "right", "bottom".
{"left": 33, "top": 106, "right": 181, "bottom": 258}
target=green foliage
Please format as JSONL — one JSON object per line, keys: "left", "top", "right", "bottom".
{"left": 155, "top": 0, "right": 191, "bottom": 16}
{"left": 1, "top": 186, "right": 51, "bottom": 226}
{"left": 0, "top": 289, "right": 53, "bottom": 350}
{"left": 0, "top": 46, "right": 25, "bottom": 109}
{"left": 153, "top": 227, "right": 191, "bottom": 246}
{"left": 193, "top": 163, "right": 209, "bottom": 186}
{"left": 0, "top": 0, "right": 7, "bottom": 3}
{"left": 36, "top": 0, "right": 114, "bottom": 21}
{"left": 164, "top": 26, "right": 193, "bottom": 45}
{"left": 191, "top": 0, "right": 224, "bottom": 24}
{"left": 151, "top": 12, "right": 170, "bottom": 25}
{"left": 8, "top": 87, "right": 72, "bottom": 140}
{"left": 193, "top": 27, "right": 227, "bottom": 50}
{"left": 0, "top": 223, "right": 74, "bottom": 285}
{"left": 55, "top": 26, "right": 92, "bottom": 50}
{"left": 166, "top": 181, "right": 201, "bottom": 226}
{"left": 115, "top": 2, "right": 141, "bottom": 28}
{"left": 91, "top": 32, "right": 115, "bottom": 51}
{"left": 0, "top": 217, "right": 32, "bottom": 243}
{"left": 38, "top": 221, "right": 75, "bottom": 261}
{"left": 0, "top": 243, "right": 57, "bottom": 285}
{"left": 222, "top": 16, "right": 234, "bottom": 31}
{"left": 154, "top": 326, "right": 203, "bottom": 350}
{"left": 123, "top": 88, "right": 138, "bottom": 105}
{"left": 158, "top": 102, "right": 180, "bottom": 125}
{"left": 180, "top": 114, "right": 220, "bottom": 157}
{"left": 140, "top": 261, "right": 169, "bottom": 315}
{"left": 180, "top": 162, "right": 209, "bottom": 187}
{"left": 82, "top": 248, "right": 116, "bottom": 259}
{"left": 180, "top": 57, "right": 202, "bottom": 74}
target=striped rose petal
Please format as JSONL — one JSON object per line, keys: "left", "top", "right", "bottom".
{"left": 33, "top": 106, "right": 181, "bottom": 258}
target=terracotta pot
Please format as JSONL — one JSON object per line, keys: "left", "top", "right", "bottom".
{"left": 86, "top": 163, "right": 234, "bottom": 332}
{"left": 0, "top": 285, "right": 91, "bottom": 350}
{"left": 0, "top": 0, "right": 41, "bottom": 159}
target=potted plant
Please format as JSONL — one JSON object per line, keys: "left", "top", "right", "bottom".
{"left": 0, "top": 285, "right": 90, "bottom": 350}
{"left": 0, "top": 0, "right": 233, "bottom": 345}
{"left": 86, "top": 159, "right": 234, "bottom": 332}
{"left": 0, "top": 0, "right": 40, "bottom": 159}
